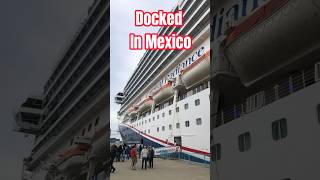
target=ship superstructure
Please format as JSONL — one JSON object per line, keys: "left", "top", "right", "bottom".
{"left": 14, "top": 0, "right": 110, "bottom": 180}
{"left": 210, "top": 0, "right": 320, "bottom": 179}
{"left": 116, "top": 0, "right": 211, "bottom": 163}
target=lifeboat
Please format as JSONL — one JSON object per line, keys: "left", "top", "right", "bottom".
{"left": 180, "top": 51, "right": 210, "bottom": 89}
{"left": 91, "top": 125, "right": 108, "bottom": 158}
{"left": 57, "top": 144, "right": 90, "bottom": 172}
{"left": 224, "top": 0, "right": 320, "bottom": 86}
{"left": 152, "top": 82, "right": 174, "bottom": 103}
{"left": 127, "top": 106, "right": 138, "bottom": 117}
{"left": 137, "top": 96, "right": 153, "bottom": 113}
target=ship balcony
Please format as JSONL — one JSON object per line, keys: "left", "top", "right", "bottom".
{"left": 224, "top": 0, "right": 320, "bottom": 87}
{"left": 152, "top": 82, "right": 174, "bottom": 104}
{"left": 180, "top": 51, "right": 210, "bottom": 89}
{"left": 91, "top": 124, "right": 108, "bottom": 158}
{"left": 115, "top": 92, "right": 125, "bottom": 104}
{"left": 137, "top": 96, "right": 153, "bottom": 113}
{"left": 14, "top": 96, "right": 43, "bottom": 134}
{"left": 57, "top": 144, "right": 90, "bottom": 173}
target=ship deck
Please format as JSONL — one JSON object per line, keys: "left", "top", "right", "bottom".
{"left": 110, "top": 158, "right": 209, "bottom": 180}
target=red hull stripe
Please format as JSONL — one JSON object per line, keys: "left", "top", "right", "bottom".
{"left": 226, "top": 0, "right": 290, "bottom": 46}
{"left": 124, "top": 124, "right": 210, "bottom": 156}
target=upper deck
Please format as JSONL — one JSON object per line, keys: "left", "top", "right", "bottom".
{"left": 118, "top": 0, "right": 210, "bottom": 114}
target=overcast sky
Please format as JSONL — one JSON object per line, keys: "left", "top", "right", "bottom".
{"left": 110, "top": 0, "right": 179, "bottom": 139}
{"left": 0, "top": 0, "right": 92, "bottom": 179}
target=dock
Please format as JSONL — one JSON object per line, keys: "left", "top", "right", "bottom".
{"left": 110, "top": 158, "right": 209, "bottom": 180}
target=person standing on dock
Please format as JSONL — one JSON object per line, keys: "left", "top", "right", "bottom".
{"left": 130, "top": 144, "right": 137, "bottom": 170}
{"left": 110, "top": 144, "right": 117, "bottom": 173}
{"left": 148, "top": 146, "right": 154, "bottom": 169}
{"left": 141, "top": 146, "right": 148, "bottom": 170}
{"left": 138, "top": 144, "right": 143, "bottom": 159}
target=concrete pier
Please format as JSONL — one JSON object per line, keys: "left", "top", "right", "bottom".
{"left": 111, "top": 158, "right": 209, "bottom": 180}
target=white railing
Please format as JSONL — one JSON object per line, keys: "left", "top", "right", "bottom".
{"left": 214, "top": 63, "right": 319, "bottom": 128}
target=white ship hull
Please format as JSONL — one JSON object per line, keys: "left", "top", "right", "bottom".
{"left": 119, "top": 88, "right": 211, "bottom": 163}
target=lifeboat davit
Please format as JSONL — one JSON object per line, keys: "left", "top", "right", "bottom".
{"left": 57, "top": 144, "right": 90, "bottom": 173}
{"left": 180, "top": 51, "right": 210, "bottom": 89}
{"left": 224, "top": 0, "right": 320, "bottom": 86}
{"left": 137, "top": 96, "right": 153, "bottom": 113}
{"left": 152, "top": 82, "right": 174, "bottom": 103}
{"left": 91, "top": 125, "right": 108, "bottom": 158}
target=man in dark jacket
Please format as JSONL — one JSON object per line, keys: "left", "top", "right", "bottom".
{"left": 148, "top": 146, "right": 154, "bottom": 168}
{"left": 110, "top": 144, "right": 117, "bottom": 173}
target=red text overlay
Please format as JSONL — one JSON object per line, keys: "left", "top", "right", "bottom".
{"left": 129, "top": 9, "right": 192, "bottom": 51}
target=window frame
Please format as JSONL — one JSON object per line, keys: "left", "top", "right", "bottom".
{"left": 272, "top": 118, "right": 288, "bottom": 141}
{"left": 211, "top": 143, "right": 221, "bottom": 161}
{"left": 185, "top": 120, "right": 190, "bottom": 127}
{"left": 195, "top": 99, "right": 200, "bottom": 106}
{"left": 184, "top": 103, "right": 189, "bottom": 110}
{"left": 176, "top": 123, "right": 180, "bottom": 129}
{"left": 196, "top": 118, "right": 202, "bottom": 125}
{"left": 238, "top": 132, "right": 251, "bottom": 152}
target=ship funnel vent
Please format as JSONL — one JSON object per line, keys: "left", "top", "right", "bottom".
{"left": 315, "top": 62, "right": 320, "bottom": 82}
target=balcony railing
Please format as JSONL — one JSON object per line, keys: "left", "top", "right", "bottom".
{"left": 214, "top": 64, "right": 318, "bottom": 128}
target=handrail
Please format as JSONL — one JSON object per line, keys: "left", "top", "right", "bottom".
{"left": 214, "top": 63, "right": 318, "bottom": 128}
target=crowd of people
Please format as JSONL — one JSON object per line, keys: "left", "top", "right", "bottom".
{"left": 110, "top": 143, "right": 155, "bottom": 173}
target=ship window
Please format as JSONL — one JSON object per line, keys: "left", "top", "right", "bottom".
{"left": 196, "top": 118, "right": 202, "bottom": 125}
{"left": 169, "top": 124, "right": 172, "bottom": 130}
{"left": 148, "top": 129, "right": 150, "bottom": 133}
{"left": 145, "top": 120, "right": 147, "bottom": 124}
{"left": 142, "top": 121, "right": 144, "bottom": 125}
{"left": 176, "top": 107, "right": 180, "bottom": 112}
{"left": 238, "top": 132, "right": 251, "bottom": 152}
{"left": 169, "top": 110, "right": 172, "bottom": 115}
{"left": 195, "top": 99, "right": 200, "bottom": 106}
{"left": 157, "top": 127, "right": 159, "bottom": 132}
{"left": 162, "top": 126, "right": 165, "bottom": 131}
{"left": 95, "top": 117, "right": 99, "bottom": 126}
{"left": 211, "top": 143, "right": 221, "bottom": 161}
{"left": 157, "top": 115, "right": 159, "bottom": 119}
{"left": 153, "top": 117, "right": 155, "bottom": 121}
{"left": 88, "top": 123, "right": 92, "bottom": 132}
{"left": 82, "top": 128, "right": 86, "bottom": 136}
{"left": 185, "top": 121, "right": 190, "bottom": 127}
{"left": 193, "top": 89, "right": 197, "bottom": 95}
{"left": 162, "top": 112, "right": 165, "bottom": 117}
{"left": 184, "top": 103, "right": 189, "bottom": 110}
{"left": 272, "top": 118, "right": 288, "bottom": 140}
{"left": 169, "top": 99, "right": 173, "bottom": 105}
{"left": 70, "top": 138, "right": 74, "bottom": 146}
{"left": 176, "top": 123, "right": 180, "bottom": 129}
{"left": 149, "top": 118, "right": 151, "bottom": 122}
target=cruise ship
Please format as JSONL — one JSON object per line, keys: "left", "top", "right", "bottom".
{"left": 13, "top": 0, "right": 110, "bottom": 180}
{"left": 210, "top": 0, "right": 320, "bottom": 179}
{"left": 116, "top": 0, "right": 211, "bottom": 164}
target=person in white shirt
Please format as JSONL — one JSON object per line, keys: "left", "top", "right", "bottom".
{"left": 141, "top": 146, "right": 148, "bottom": 170}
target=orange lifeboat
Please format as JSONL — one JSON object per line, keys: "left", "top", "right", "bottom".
{"left": 57, "top": 144, "right": 90, "bottom": 172}
{"left": 180, "top": 51, "right": 210, "bottom": 89}
{"left": 224, "top": 0, "right": 320, "bottom": 86}
{"left": 137, "top": 96, "right": 153, "bottom": 113}
{"left": 127, "top": 106, "right": 138, "bottom": 117}
{"left": 152, "top": 82, "right": 174, "bottom": 103}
